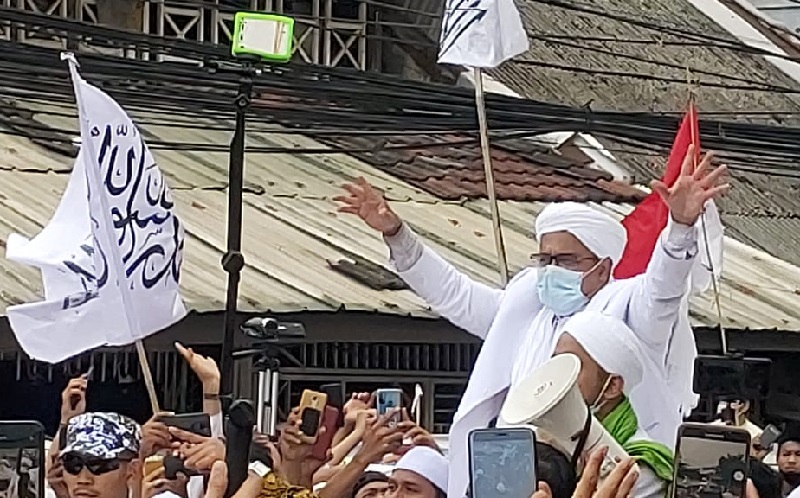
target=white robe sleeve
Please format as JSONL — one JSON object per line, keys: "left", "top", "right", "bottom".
{"left": 627, "top": 218, "right": 698, "bottom": 351}
{"left": 385, "top": 223, "right": 503, "bottom": 340}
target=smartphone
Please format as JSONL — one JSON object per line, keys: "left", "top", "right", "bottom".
{"left": 376, "top": 388, "right": 403, "bottom": 427}
{"left": 759, "top": 425, "right": 781, "bottom": 450}
{"left": 320, "top": 383, "right": 345, "bottom": 428}
{"left": 672, "top": 423, "right": 750, "bottom": 498}
{"left": 159, "top": 413, "right": 212, "bottom": 437}
{"left": 143, "top": 455, "right": 165, "bottom": 477}
{"left": 694, "top": 355, "right": 772, "bottom": 399}
{"left": 299, "top": 390, "right": 327, "bottom": 437}
{"left": 312, "top": 406, "right": 339, "bottom": 461}
{"left": 0, "top": 421, "right": 45, "bottom": 498}
{"left": 468, "top": 427, "right": 537, "bottom": 498}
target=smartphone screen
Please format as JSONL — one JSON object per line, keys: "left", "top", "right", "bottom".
{"left": 469, "top": 428, "right": 536, "bottom": 498}
{"left": 376, "top": 388, "right": 403, "bottom": 427}
{"left": 0, "top": 422, "right": 45, "bottom": 498}
{"left": 673, "top": 425, "right": 750, "bottom": 498}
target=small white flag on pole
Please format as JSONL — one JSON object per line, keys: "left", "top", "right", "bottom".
{"left": 438, "top": 0, "right": 529, "bottom": 68}
{"left": 5, "top": 53, "right": 186, "bottom": 363}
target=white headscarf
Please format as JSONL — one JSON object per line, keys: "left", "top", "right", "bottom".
{"left": 562, "top": 310, "right": 645, "bottom": 392}
{"left": 535, "top": 202, "right": 627, "bottom": 269}
{"left": 395, "top": 446, "right": 448, "bottom": 494}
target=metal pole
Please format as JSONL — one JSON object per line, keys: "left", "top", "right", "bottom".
{"left": 473, "top": 66, "right": 509, "bottom": 286}
{"left": 269, "top": 370, "right": 280, "bottom": 435}
{"left": 220, "top": 66, "right": 254, "bottom": 399}
{"left": 256, "top": 369, "right": 268, "bottom": 432}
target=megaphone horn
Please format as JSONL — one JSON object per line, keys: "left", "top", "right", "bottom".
{"left": 500, "top": 353, "right": 637, "bottom": 481}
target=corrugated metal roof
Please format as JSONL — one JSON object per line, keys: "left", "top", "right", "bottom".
{"left": 1, "top": 103, "right": 800, "bottom": 330}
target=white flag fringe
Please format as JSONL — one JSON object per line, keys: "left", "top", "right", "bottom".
{"left": 5, "top": 53, "right": 186, "bottom": 363}
{"left": 438, "top": 0, "right": 529, "bottom": 68}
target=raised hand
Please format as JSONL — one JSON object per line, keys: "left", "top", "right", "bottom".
{"left": 651, "top": 145, "right": 730, "bottom": 227}
{"left": 60, "top": 376, "right": 88, "bottom": 425}
{"left": 334, "top": 177, "right": 403, "bottom": 236}
{"left": 176, "top": 342, "right": 220, "bottom": 390}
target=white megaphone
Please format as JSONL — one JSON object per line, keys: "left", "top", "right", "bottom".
{"left": 500, "top": 353, "right": 637, "bottom": 480}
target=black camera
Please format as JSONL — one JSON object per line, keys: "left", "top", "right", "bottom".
{"left": 694, "top": 354, "right": 772, "bottom": 401}
{"left": 240, "top": 317, "right": 306, "bottom": 342}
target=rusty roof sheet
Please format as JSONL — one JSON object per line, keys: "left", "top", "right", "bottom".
{"left": 314, "top": 133, "right": 646, "bottom": 203}
{"left": 1, "top": 102, "right": 800, "bottom": 330}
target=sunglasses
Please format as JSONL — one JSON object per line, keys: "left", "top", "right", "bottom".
{"left": 62, "top": 455, "right": 125, "bottom": 476}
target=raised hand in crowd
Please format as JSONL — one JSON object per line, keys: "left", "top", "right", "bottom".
{"left": 141, "top": 465, "right": 189, "bottom": 498}
{"left": 573, "top": 446, "right": 638, "bottom": 498}
{"left": 280, "top": 407, "right": 329, "bottom": 489}
{"left": 175, "top": 342, "right": 223, "bottom": 428}
{"left": 398, "top": 408, "right": 439, "bottom": 453}
{"left": 169, "top": 426, "right": 226, "bottom": 472}
{"left": 353, "top": 408, "right": 406, "bottom": 466}
{"left": 335, "top": 177, "right": 402, "bottom": 236}
{"left": 47, "top": 374, "right": 90, "bottom": 478}
{"left": 651, "top": 145, "right": 729, "bottom": 226}
{"left": 59, "top": 375, "right": 88, "bottom": 425}
{"left": 139, "top": 414, "right": 173, "bottom": 459}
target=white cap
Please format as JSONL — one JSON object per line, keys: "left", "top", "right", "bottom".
{"left": 395, "top": 446, "right": 448, "bottom": 493}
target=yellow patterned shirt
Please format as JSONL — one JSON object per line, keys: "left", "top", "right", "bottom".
{"left": 259, "top": 472, "right": 320, "bottom": 498}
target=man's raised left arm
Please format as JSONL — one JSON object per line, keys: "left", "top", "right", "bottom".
{"left": 627, "top": 146, "right": 728, "bottom": 350}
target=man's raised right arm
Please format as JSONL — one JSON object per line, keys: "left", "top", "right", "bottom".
{"left": 384, "top": 222, "right": 502, "bottom": 339}
{"left": 335, "top": 177, "right": 503, "bottom": 340}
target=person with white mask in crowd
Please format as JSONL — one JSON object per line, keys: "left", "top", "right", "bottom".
{"left": 550, "top": 311, "right": 674, "bottom": 497}
{"left": 336, "top": 146, "right": 728, "bottom": 496}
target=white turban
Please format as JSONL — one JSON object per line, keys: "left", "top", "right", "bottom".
{"left": 535, "top": 202, "right": 627, "bottom": 268}
{"left": 395, "top": 446, "right": 448, "bottom": 493}
{"left": 562, "top": 310, "right": 644, "bottom": 393}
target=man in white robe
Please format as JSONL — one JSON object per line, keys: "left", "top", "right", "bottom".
{"left": 550, "top": 311, "right": 674, "bottom": 498}
{"left": 336, "top": 147, "right": 728, "bottom": 496}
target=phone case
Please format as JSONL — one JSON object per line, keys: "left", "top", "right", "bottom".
{"left": 312, "top": 406, "right": 339, "bottom": 460}
{"left": 143, "top": 456, "right": 165, "bottom": 477}
{"left": 159, "top": 413, "right": 212, "bottom": 437}
{"left": 673, "top": 424, "right": 750, "bottom": 498}
{"left": 299, "top": 390, "right": 327, "bottom": 436}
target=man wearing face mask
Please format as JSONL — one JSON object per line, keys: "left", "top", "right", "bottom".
{"left": 551, "top": 311, "right": 674, "bottom": 498}
{"left": 336, "top": 147, "right": 728, "bottom": 497}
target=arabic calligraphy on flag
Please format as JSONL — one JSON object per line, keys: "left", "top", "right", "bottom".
{"left": 438, "top": 0, "right": 529, "bottom": 68}
{"left": 4, "top": 53, "right": 186, "bottom": 363}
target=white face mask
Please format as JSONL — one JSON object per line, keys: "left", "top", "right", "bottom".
{"left": 589, "top": 375, "right": 613, "bottom": 415}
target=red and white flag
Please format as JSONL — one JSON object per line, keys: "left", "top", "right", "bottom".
{"left": 614, "top": 103, "right": 723, "bottom": 293}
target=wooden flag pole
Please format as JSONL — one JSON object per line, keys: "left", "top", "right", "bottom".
{"left": 135, "top": 340, "right": 161, "bottom": 414}
{"left": 687, "top": 71, "right": 727, "bottom": 354}
{"left": 473, "top": 66, "right": 509, "bottom": 286}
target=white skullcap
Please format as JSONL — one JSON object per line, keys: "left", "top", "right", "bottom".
{"left": 395, "top": 446, "right": 448, "bottom": 493}
{"left": 535, "top": 202, "right": 627, "bottom": 268}
{"left": 562, "top": 311, "right": 644, "bottom": 392}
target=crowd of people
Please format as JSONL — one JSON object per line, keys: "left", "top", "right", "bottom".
{"left": 3, "top": 146, "right": 799, "bottom": 498}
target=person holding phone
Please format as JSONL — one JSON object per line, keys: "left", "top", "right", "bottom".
{"left": 552, "top": 311, "right": 674, "bottom": 498}
{"left": 337, "top": 148, "right": 728, "bottom": 496}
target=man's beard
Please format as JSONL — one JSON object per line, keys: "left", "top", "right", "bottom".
{"left": 781, "top": 471, "right": 800, "bottom": 488}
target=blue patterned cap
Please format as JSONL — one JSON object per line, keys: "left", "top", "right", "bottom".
{"left": 61, "top": 412, "right": 141, "bottom": 459}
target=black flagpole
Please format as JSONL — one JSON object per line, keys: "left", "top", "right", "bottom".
{"left": 219, "top": 61, "right": 256, "bottom": 400}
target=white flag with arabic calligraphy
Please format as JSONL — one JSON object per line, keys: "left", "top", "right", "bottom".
{"left": 438, "top": 0, "right": 529, "bottom": 68}
{"left": 5, "top": 53, "right": 186, "bottom": 363}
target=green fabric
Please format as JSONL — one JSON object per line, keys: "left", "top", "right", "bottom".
{"left": 601, "top": 397, "right": 675, "bottom": 483}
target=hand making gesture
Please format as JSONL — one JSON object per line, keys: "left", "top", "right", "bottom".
{"left": 335, "top": 177, "right": 402, "bottom": 236}
{"left": 651, "top": 145, "right": 729, "bottom": 227}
